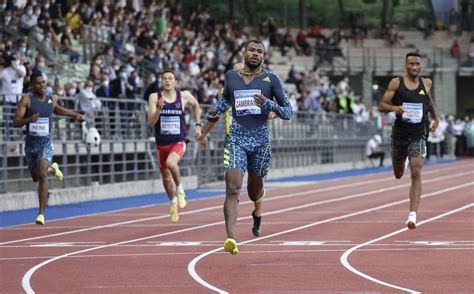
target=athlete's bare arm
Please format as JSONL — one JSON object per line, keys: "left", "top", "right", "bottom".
{"left": 52, "top": 95, "right": 85, "bottom": 121}
{"left": 422, "top": 78, "right": 439, "bottom": 132}
{"left": 12, "top": 95, "right": 36, "bottom": 128}
{"left": 379, "top": 78, "right": 404, "bottom": 115}
{"left": 182, "top": 90, "right": 202, "bottom": 139}
{"left": 147, "top": 92, "right": 163, "bottom": 127}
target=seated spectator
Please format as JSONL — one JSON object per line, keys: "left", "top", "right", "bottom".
{"left": 366, "top": 135, "right": 385, "bottom": 167}
{"left": 286, "top": 65, "right": 303, "bottom": 93}
{"left": 296, "top": 29, "right": 311, "bottom": 55}
{"left": 450, "top": 40, "right": 461, "bottom": 58}
{"left": 20, "top": 5, "right": 38, "bottom": 34}
{"left": 280, "top": 28, "right": 296, "bottom": 56}
{"left": 60, "top": 28, "right": 80, "bottom": 63}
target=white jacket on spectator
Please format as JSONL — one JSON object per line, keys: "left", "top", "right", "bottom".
{"left": 76, "top": 88, "right": 102, "bottom": 117}
{"left": 0, "top": 62, "right": 26, "bottom": 103}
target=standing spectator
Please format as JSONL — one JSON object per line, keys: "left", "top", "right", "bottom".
{"left": 76, "top": 80, "right": 102, "bottom": 128}
{"left": 1, "top": 53, "right": 27, "bottom": 107}
{"left": 453, "top": 118, "right": 466, "bottom": 156}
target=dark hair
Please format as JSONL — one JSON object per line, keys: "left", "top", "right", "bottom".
{"left": 406, "top": 52, "right": 422, "bottom": 59}
{"left": 161, "top": 69, "right": 176, "bottom": 78}
{"left": 244, "top": 40, "right": 266, "bottom": 52}
{"left": 30, "top": 70, "right": 43, "bottom": 83}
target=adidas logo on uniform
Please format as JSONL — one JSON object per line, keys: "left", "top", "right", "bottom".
{"left": 263, "top": 77, "right": 271, "bottom": 83}
{"left": 48, "top": 99, "right": 53, "bottom": 104}
{"left": 418, "top": 89, "right": 425, "bottom": 95}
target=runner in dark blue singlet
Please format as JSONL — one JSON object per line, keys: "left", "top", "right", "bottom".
{"left": 13, "top": 72, "right": 85, "bottom": 225}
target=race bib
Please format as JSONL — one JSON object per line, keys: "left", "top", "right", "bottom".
{"left": 160, "top": 116, "right": 180, "bottom": 135}
{"left": 234, "top": 89, "right": 262, "bottom": 116}
{"left": 402, "top": 102, "right": 423, "bottom": 123}
{"left": 29, "top": 117, "right": 49, "bottom": 136}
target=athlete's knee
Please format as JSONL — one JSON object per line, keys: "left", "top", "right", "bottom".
{"left": 38, "top": 170, "right": 48, "bottom": 182}
{"left": 160, "top": 170, "right": 172, "bottom": 182}
{"left": 226, "top": 181, "right": 242, "bottom": 197}
{"left": 410, "top": 167, "right": 422, "bottom": 180}
{"left": 165, "top": 160, "right": 178, "bottom": 170}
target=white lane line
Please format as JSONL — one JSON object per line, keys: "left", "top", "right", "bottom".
{"left": 340, "top": 203, "right": 474, "bottom": 294}
{"left": 0, "top": 172, "right": 413, "bottom": 246}
{"left": 2, "top": 162, "right": 466, "bottom": 244}
{"left": 3, "top": 247, "right": 474, "bottom": 262}
{"left": 187, "top": 182, "right": 474, "bottom": 294}
{"left": 20, "top": 172, "right": 472, "bottom": 293}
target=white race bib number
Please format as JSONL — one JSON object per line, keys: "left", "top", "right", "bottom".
{"left": 402, "top": 102, "right": 423, "bottom": 123}
{"left": 29, "top": 117, "right": 49, "bottom": 136}
{"left": 234, "top": 89, "right": 262, "bottom": 116}
{"left": 160, "top": 116, "right": 180, "bottom": 135}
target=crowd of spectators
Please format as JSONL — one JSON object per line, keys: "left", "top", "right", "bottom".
{"left": 0, "top": 1, "right": 473, "bottom": 148}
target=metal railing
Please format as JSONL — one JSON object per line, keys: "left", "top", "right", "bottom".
{"left": 1, "top": 94, "right": 382, "bottom": 194}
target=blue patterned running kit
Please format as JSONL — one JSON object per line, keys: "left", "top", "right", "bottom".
{"left": 208, "top": 69, "right": 292, "bottom": 176}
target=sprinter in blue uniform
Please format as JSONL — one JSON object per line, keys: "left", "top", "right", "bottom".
{"left": 199, "top": 40, "right": 293, "bottom": 254}
{"left": 13, "top": 72, "right": 85, "bottom": 225}
{"left": 379, "top": 52, "right": 439, "bottom": 230}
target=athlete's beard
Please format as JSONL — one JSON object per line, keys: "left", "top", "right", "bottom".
{"left": 245, "top": 57, "right": 263, "bottom": 70}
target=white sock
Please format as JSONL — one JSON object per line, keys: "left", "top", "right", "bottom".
{"left": 177, "top": 184, "right": 184, "bottom": 193}
{"left": 171, "top": 198, "right": 177, "bottom": 205}
{"left": 409, "top": 211, "right": 417, "bottom": 218}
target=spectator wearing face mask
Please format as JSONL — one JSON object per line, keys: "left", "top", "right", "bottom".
{"left": 96, "top": 74, "right": 111, "bottom": 98}
{"left": 110, "top": 66, "right": 135, "bottom": 137}
{"left": 54, "top": 82, "right": 65, "bottom": 97}
{"left": 3, "top": 10, "right": 13, "bottom": 28}
{"left": 20, "top": 5, "right": 38, "bottom": 34}
{"left": 1, "top": 54, "right": 26, "bottom": 104}
{"left": 1, "top": 53, "right": 27, "bottom": 138}
{"left": 76, "top": 80, "right": 102, "bottom": 124}
{"left": 64, "top": 4, "right": 82, "bottom": 35}
{"left": 32, "top": 55, "right": 48, "bottom": 81}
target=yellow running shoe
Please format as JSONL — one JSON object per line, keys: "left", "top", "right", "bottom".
{"left": 177, "top": 190, "right": 187, "bottom": 208}
{"left": 35, "top": 214, "right": 45, "bottom": 225}
{"left": 170, "top": 202, "right": 179, "bottom": 222}
{"left": 51, "top": 162, "right": 63, "bottom": 181}
{"left": 223, "top": 238, "right": 239, "bottom": 255}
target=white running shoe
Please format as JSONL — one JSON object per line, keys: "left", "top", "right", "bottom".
{"left": 405, "top": 211, "right": 417, "bottom": 229}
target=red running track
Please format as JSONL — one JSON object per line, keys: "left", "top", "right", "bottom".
{"left": 1, "top": 159, "right": 473, "bottom": 293}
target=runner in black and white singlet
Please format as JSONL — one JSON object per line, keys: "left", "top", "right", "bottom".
{"left": 147, "top": 70, "right": 202, "bottom": 223}
{"left": 13, "top": 72, "right": 86, "bottom": 225}
{"left": 379, "top": 52, "right": 439, "bottom": 230}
